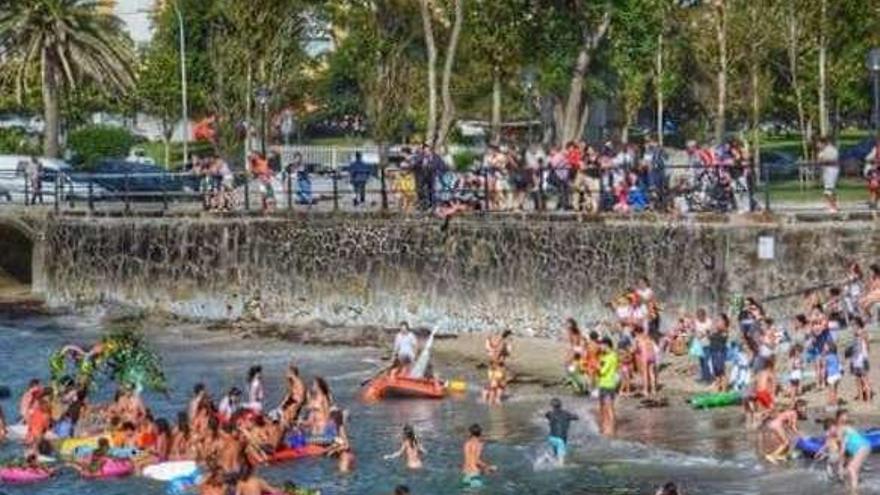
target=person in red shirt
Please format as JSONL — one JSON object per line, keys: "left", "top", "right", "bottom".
{"left": 19, "top": 379, "right": 41, "bottom": 424}
{"left": 26, "top": 393, "right": 51, "bottom": 447}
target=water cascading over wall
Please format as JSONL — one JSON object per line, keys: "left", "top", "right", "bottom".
{"left": 40, "top": 215, "right": 880, "bottom": 336}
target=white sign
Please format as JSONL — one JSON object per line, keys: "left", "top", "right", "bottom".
{"left": 758, "top": 235, "right": 775, "bottom": 260}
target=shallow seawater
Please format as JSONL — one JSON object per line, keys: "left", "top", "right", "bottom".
{"left": 0, "top": 312, "right": 878, "bottom": 495}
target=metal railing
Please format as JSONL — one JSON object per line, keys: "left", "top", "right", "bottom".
{"left": 0, "top": 160, "right": 874, "bottom": 215}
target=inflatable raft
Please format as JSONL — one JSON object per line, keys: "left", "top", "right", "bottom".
{"left": 59, "top": 436, "right": 108, "bottom": 457}
{"left": 270, "top": 444, "right": 329, "bottom": 463}
{"left": 362, "top": 376, "right": 446, "bottom": 401}
{"left": 0, "top": 467, "right": 52, "bottom": 484}
{"left": 81, "top": 458, "right": 134, "bottom": 479}
{"left": 689, "top": 390, "right": 742, "bottom": 409}
{"left": 796, "top": 428, "right": 880, "bottom": 457}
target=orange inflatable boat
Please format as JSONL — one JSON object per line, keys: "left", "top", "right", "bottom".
{"left": 362, "top": 376, "right": 446, "bottom": 401}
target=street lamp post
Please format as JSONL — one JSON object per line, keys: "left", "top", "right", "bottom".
{"left": 867, "top": 48, "right": 880, "bottom": 132}
{"left": 174, "top": 1, "right": 188, "bottom": 169}
{"left": 254, "top": 87, "right": 272, "bottom": 156}
{"left": 520, "top": 66, "right": 537, "bottom": 146}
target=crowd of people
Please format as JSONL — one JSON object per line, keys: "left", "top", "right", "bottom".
{"left": 558, "top": 262, "right": 880, "bottom": 492}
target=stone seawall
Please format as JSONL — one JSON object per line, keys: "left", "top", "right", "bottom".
{"left": 40, "top": 215, "right": 880, "bottom": 336}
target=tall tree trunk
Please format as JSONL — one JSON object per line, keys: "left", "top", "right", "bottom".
{"left": 621, "top": 108, "right": 631, "bottom": 145}
{"left": 491, "top": 67, "right": 502, "bottom": 145}
{"left": 656, "top": 32, "right": 664, "bottom": 147}
{"left": 785, "top": 8, "right": 809, "bottom": 160}
{"left": 41, "top": 51, "right": 60, "bottom": 159}
{"left": 748, "top": 3, "right": 762, "bottom": 172}
{"left": 750, "top": 60, "right": 761, "bottom": 173}
{"left": 420, "top": 0, "right": 438, "bottom": 147}
{"left": 559, "top": 11, "right": 611, "bottom": 145}
{"left": 817, "top": 0, "right": 828, "bottom": 138}
{"left": 576, "top": 100, "right": 590, "bottom": 142}
{"left": 245, "top": 61, "right": 253, "bottom": 160}
{"left": 713, "top": 0, "right": 728, "bottom": 144}
{"left": 436, "top": 0, "right": 463, "bottom": 149}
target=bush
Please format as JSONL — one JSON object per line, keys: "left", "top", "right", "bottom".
{"left": 67, "top": 125, "right": 136, "bottom": 169}
{"left": 0, "top": 128, "right": 40, "bottom": 155}
{"left": 452, "top": 150, "right": 479, "bottom": 172}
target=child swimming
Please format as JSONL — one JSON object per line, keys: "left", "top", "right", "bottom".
{"left": 544, "top": 398, "right": 578, "bottom": 464}
{"left": 461, "top": 423, "right": 495, "bottom": 488}
{"left": 384, "top": 424, "right": 426, "bottom": 469}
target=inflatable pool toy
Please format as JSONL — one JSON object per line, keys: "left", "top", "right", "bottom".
{"left": 73, "top": 446, "right": 141, "bottom": 459}
{"left": 81, "top": 458, "right": 134, "bottom": 479}
{"left": 362, "top": 376, "right": 446, "bottom": 401}
{"left": 0, "top": 467, "right": 51, "bottom": 484}
{"left": 143, "top": 461, "right": 200, "bottom": 482}
{"left": 143, "top": 460, "right": 201, "bottom": 495}
{"left": 447, "top": 380, "right": 468, "bottom": 393}
{"left": 689, "top": 391, "right": 742, "bottom": 409}
{"left": 7, "top": 424, "right": 26, "bottom": 441}
{"left": 59, "top": 436, "right": 107, "bottom": 457}
{"left": 796, "top": 428, "right": 880, "bottom": 457}
{"left": 270, "top": 444, "right": 329, "bottom": 463}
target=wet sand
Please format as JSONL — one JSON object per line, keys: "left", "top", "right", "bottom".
{"left": 433, "top": 331, "right": 880, "bottom": 421}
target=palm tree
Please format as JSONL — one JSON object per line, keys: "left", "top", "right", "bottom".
{"left": 0, "top": 0, "right": 135, "bottom": 157}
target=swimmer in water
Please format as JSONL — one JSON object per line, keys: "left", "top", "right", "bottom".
{"left": 384, "top": 424, "right": 426, "bottom": 469}
{"left": 461, "top": 423, "right": 495, "bottom": 488}
{"left": 545, "top": 398, "right": 578, "bottom": 465}
{"left": 235, "top": 458, "right": 281, "bottom": 495}
{"left": 762, "top": 399, "right": 806, "bottom": 464}
{"left": 326, "top": 409, "right": 355, "bottom": 473}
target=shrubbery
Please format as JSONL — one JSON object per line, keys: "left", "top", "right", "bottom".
{"left": 67, "top": 125, "right": 137, "bottom": 169}
{"left": 0, "top": 128, "right": 40, "bottom": 155}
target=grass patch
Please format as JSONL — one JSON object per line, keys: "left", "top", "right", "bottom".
{"left": 760, "top": 130, "right": 871, "bottom": 159}
{"left": 764, "top": 177, "right": 869, "bottom": 204}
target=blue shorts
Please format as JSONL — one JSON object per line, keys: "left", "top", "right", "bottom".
{"left": 548, "top": 436, "right": 567, "bottom": 459}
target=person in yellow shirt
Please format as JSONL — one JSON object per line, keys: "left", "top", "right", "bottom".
{"left": 597, "top": 337, "right": 619, "bottom": 436}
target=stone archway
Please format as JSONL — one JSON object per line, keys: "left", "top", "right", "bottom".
{"left": 0, "top": 220, "right": 35, "bottom": 292}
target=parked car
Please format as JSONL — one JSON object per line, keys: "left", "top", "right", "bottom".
{"left": 760, "top": 150, "right": 798, "bottom": 180}
{"left": 92, "top": 160, "right": 188, "bottom": 201}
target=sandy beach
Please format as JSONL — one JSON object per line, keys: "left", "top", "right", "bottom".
{"left": 432, "top": 331, "right": 880, "bottom": 421}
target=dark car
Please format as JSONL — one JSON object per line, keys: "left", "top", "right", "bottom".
{"left": 92, "top": 160, "right": 188, "bottom": 200}
{"left": 759, "top": 150, "right": 798, "bottom": 180}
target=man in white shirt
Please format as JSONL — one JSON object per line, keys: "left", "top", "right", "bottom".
{"left": 393, "top": 322, "right": 418, "bottom": 364}
{"left": 816, "top": 136, "right": 840, "bottom": 213}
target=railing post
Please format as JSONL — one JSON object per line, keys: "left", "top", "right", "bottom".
{"left": 24, "top": 174, "right": 30, "bottom": 206}
{"left": 244, "top": 174, "right": 250, "bottom": 212}
{"left": 67, "top": 173, "right": 74, "bottom": 209}
{"left": 537, "top": 163, "right": 545, "bottom": 211}
{"left": 484, "top": 168, "right": 491, "bottom": 212}
{"left": 380, "top": 165, "right": 388, "bottom": 211}
{"left": 332, "top": 165, "right": 339, "bottom": 212}
{"left": 286, "top": 169, "right": 293, "bottom": 210}
{"left": 53, "top": 173, "right": 59, "bottom": 213}
{"left": 161, "top": 171, "right": 168, "bottom": 211}
{"left": 88, "top": 176, "right": 95, "bottom": 212}
{"left": 124, "top": 171, "right": 130, "bottom": 214}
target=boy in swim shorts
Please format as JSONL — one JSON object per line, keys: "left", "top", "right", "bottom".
{"left": 462, "top": 424, "right": 495, "bottom": 488}
{"left": 545, "top": 398, "right": 578, "bottom": 464}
